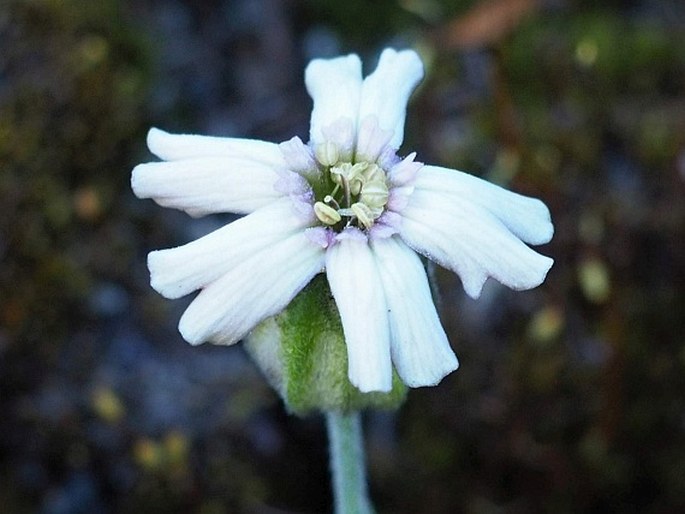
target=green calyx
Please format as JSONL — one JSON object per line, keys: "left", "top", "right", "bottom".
{"left": 245, "top": 274, "right": 406, "bottom": 416}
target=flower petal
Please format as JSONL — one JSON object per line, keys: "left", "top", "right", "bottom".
{"left": 278, "top": 136, "right": 319, "bottom": 181}
{"left": 325, "top": 230, "right": 392, "bottom": 393}
{"left": 132, "top": 156, "right": 283, "bottom": 216}
{"left": 371, "top": 237, "right": 458, "bottom": 387}
{"left": 358, "top": 49, "right": 424, "bottom": 150}
{"left": 305, "top": 54, "right": 362, "bottom": 147}
{"left": 414, "top": 166, "right": 554, "bottom": 245}
{"left": 178, "top": 231, "right": 325, "bottom": 346}
{"left": 148, "top": 198, "right": 314, "bottom": 299}
{"left": 400, "top": 188, "right": 554, "bottom": 299}
{"left": 146, "top": 128, "right": 285, "bottom": 168}
{"left": 354, "top": 115, "right": 393, "bottom": 163}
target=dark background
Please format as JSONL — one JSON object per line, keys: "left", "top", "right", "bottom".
{"left": 1, "top": 0, "right": 684, "bottom": 512}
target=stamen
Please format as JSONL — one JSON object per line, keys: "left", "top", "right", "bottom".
{"left": 298, "top": 127, "right": 401, "bottom": 233}
{"left": 361, "top": 163, "right": 383, "bottom": 182}
{"left": 314, "top": 201, "right": 342, "bottom": 225}
{"left": 341, "top": 176, "right": 351, "bottom": 209}
{"left": 360, "top": 180, "right": 389, "bottom": 209}
{"left": 347, "top": 163, "right": 368, "bottom": 195}
{"left": 324, "top": 195, "right": 340, "bottom": 210}
{"left": 328, "top": 183, "right": 341, "bottom": 199}
{"left": 315, "top": 141, "right": 340, "bottom": 167}
{"left": 350, "top": 203, "right": 375, "bottom": 229}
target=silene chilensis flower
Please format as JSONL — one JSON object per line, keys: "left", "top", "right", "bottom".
{"left": 132, "top": 49, "right": 553, "bottom": 402}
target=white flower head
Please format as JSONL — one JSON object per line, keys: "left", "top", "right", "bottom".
{"left": 132, "top": 48, "right": 554, "bottom": 394}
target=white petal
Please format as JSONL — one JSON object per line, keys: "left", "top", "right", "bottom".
{"left": 147, "top": 128, "right": 286, "bottom": 168}
{"left": 321, "top": 117, "right": 356, "bottom": 162}
{"left": 178, "top": 231, "right": 324, "bottom": 346}
{"left": 305, "top": 54, "right": 363, "bottom": 147}
{"left": 400, "top": 189, "right": 554, "bottom": 299}
{"left": 371, "top": 237, "right": 458, "bottom": 387}
{"left": 278, "top": 136, "right": 319, "bottom": 181}
{"left": 358, "top": 49, "right": 424, "bottom": 150}
{"left": 387, "top": 152, "right": 422, "bottom": 187}
{"left": 325, "top": 230, "right": 392, "bottom": 393}
{"left": 354, "top": 116, "right": 393, "bottom": 163}
{"left": 131, "top": 156, "right": 283, "bottom": 216}
{"left": 273, "top": 168, "right": 311, "bottom": 196}
{"left": 148, "top": 198, "right": 314, "bottom": 299}
{"left": 414, "top": 166, "right": 554, "bottom": 245}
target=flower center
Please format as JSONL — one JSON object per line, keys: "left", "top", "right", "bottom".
{"left": 311, "top": 142, "right": 390, "bottom": 231}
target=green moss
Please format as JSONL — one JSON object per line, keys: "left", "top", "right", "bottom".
{"left": 0, "top": 0, "right": 151, "bottom": 346}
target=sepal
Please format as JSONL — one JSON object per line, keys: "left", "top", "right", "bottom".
{"left": 245, "top": 275, "right": 406, "bottom": 415}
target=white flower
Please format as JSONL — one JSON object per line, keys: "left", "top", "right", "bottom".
{"left": 132, "top": 49, "right": 554, "bottom": 393}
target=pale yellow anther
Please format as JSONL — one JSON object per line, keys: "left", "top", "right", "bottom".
{"left": 316, "top": 156, "right": 390, "bottom": 230}
{"left": 315, "top": 141, "right": 340, "bottom": 167}
{"left": 361, "top": 163, "right": 383, "bottom": 182}
{"left": 314, "top": 201, "right": 341, "bottom": 225}
{"left": 360, "top": 179, "right": 389, "bottom": 208}
{"left": 331, "top": 162, "right": 369, "bottom": 185}
{"left": 349, "top": 178, "right": 363, "bottom": 196}
{"left": 348, "top": 163, "right": 368, "bottom": 195}
{"left": 329, "top": 163, "right": 349, "bottom": 187}
{"left": 349, "top": 162, "right": 369, "bottom": 178}
{"left": 350, "top": 202, "right": 375, "bottom": 229}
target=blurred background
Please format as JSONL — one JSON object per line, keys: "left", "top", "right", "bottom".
{"left": 1, "top": 0, "right": 684, "bottom": 512}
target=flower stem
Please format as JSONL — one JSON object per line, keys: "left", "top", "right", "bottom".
{"left": 325, "top": 410, "right": 374, "bottom": 514}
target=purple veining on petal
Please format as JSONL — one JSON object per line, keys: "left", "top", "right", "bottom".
{"left": 387, "top": 153, "right": 422, "bottom": 186}
{"left": 305, "top": 226, "right": 335, "bottom": 248}
{"left": 369, "top": 211, "right": 402, "bottom": 239}
{"left": 279, "top": 136, "right": 319, "bottom": 177}
{"left": 377, "top": 145, "right": 402, "bottom": 171}
{"left": 289, "top": 192, "right": 316, "bottom": 222}
{"left": 334, "top": 226, "right": 368, "bottom": 244}
{"left": 387, "top": 184, "right": 415, "bottom": 211}
{"left": 274, "top": 169, "right": 311, "bottom": 195}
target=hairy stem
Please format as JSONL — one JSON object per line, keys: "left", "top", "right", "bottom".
{"left": 325, "top": 410, "right": 374, "bottom": 514}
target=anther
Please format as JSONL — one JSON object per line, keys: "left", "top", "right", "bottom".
{"left": 315, "top": 141, "right": 340, "bottom": 167}
{"left": 350, "top": 202, "right": 375, "bottom": 229}
{"left": 314, "top": 201, "right": 342, "bottom": 225}
{"left": 360, "top": 180, "right": 389, "bottom": 208}
{"left": 361, "top": 163, "right": 383, "bottom": 182}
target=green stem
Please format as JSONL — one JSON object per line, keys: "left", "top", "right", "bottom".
{"left": 325, "top": 410, "right": 374, "bottom": 514}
